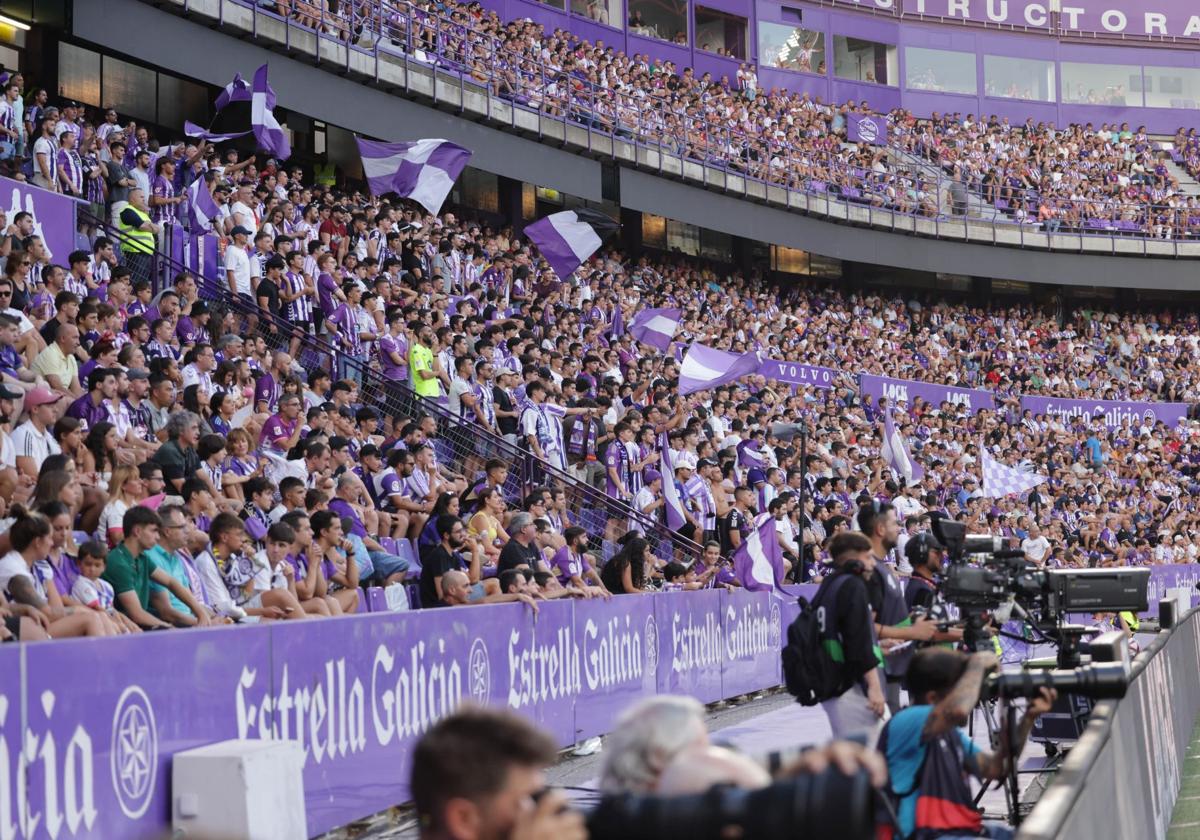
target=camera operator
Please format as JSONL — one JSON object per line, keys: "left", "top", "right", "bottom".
{"left": 903, "top": 532, "right": 964, "bottom": 646}
{"left": 878, "top": 649, "right": 1056, "bottom": 840}
{"left": 411, "top": 706, "right": 587, "bottom": 840}
{"left": 857, "top": 502, "right": 939, "bottom": 712}
{"left": 811, "top": 531, "right": 889, "bottom": 737}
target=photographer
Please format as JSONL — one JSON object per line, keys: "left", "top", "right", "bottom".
{"left": 903, "top": 532, "right": 964, "bottom": 646}
{"left": 857, "top": 502, "right": 939, "bottom": 712}
{"left": 813, "top": 531, "right": 889, "bottom": 737}
{"left": 878, "top": 649, "right": 1056, "bottom": 840}
{"left": 412, "top": 706, "right": 586, "bottom": 840}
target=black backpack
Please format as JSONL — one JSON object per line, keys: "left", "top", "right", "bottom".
{"left": 781, "top": 573, "right": 852, "bottom": 706}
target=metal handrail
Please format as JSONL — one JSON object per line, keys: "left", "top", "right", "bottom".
{"left": 159, "top": 0, "right": 1200, "bottom": 257}
{"left": 81, "top": 208, "right": 703, "bottom": 566}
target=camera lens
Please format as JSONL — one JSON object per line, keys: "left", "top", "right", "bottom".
{"left": 985, "top": 661, "right": 1128, "bottom": 701}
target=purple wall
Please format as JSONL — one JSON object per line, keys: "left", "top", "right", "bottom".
{"left": 475, "top": 0, "right": 1200, "bottom": 132}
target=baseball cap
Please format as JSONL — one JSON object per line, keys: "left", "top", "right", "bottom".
{"left": 126, "top": 368, "right": 150, "bottom": 381}
{"left": 230, "top": 225, "right": 252, "bottom": 237}
{"left": 0, "top": 384, "right": 21, "bottom": 401}
{"left": 644, "top": 469, "right": 662, "bottom": 484}
{"left": 25, "top": 386, "right": 63, "bottom": 408}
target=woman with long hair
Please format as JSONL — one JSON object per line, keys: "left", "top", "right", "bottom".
{"left": 0, "top": 506, "right": 106, "bottom": 637}
{"left": 419, "top": 491, "right": 460, "bottom": 548}
{"left": 97, "top": 464, "right": 146, "bottom": 547}
{"left": 468, "top": 487, "right": 510, "bottom": 565}
{"left": 600, "top": 536, "right": 650, "bottom": 594}
{"left": 82, "top": 420, "right": 120, "bottom": 489}
{"left": 4, "top": 251, "right": 33, "bottom": 315}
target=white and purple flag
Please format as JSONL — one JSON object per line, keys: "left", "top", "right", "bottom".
{"left": 678, "top": 343, "right": 761, "bottom": 395}
{"left": 628, "top": 307, "right": 681, "bottom": 352}
{"left": 186, "top": 176, "right": 220, "bottom": 233}
{"left": 848, "top": 113, "right": 889, "bottom": 146}
{"left": 881, "top": 411, "right": 924, "bottom": 484}
{"left": 251, "top": 64, "right": 290, "bottom": 160}
{"left": 980, "top": 447, "right": 1047, "bottom": 499}
{"left": 215, "top": 72, "right": 251, "bottom": 111}
{"left": 524, "top": 209, "right": 619, "bottom": 280}
{"left": 659, "top": 431, "right": 687, "bottom": 531}
{"left": 608, "top": 303, "right": 623, "bottom": 338}
{"left": 733, "top": 517, "right": 787, "bottom": 591}
{"left": 356, "top": 137, "right": 472, "bottom": 214}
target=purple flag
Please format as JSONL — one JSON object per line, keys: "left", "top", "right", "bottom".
{"left": 660, "top": 431, "right": 687, "bottom": 531}
{"left": 356, "top": 137, "right": 472, "bottom": 214}
{"left": 215, "top": 72, "right": 251, "bottom": 111}
{"left": 848, "top": 113, "right": 888, "bottom": 145}
{"left": 186, "top": 176, "right": 220, "bottom": 233}
{"left": 251, "top": 64, "right": 290, "bottom": 160}
{"left": 183, "top": 122, "right": 251, "bottom": 143}
{"left": 733, "top": 518, "right": 786, "bottom": 591}
{"left": 608, "top": 303, "right": 623, "bottom": 338}
{"left": 678, "top": 343, "right": 761, "bottom": 395}
{"left": 628, "top": 307, "right": 681, "bottom": 352}
{"left": 524, "top": 209, "right": 620, "bottom": 280}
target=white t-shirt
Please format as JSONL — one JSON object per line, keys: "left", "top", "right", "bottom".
{"left": 224, "top": 246, "right": 254, "bottom": 297}
{"left": 633, "top": 486, "right": 657, "bottom": 516}
{"left": 0, "top": 550, "right": 36, "bottom": 599}
{"left": 0, "top": 430, "right": 14, "bottom": 470}
{"left": 11, "top": 421, "right": 61, "bottom": 472}
{"left": 99, "top": 499, "right": 129, "bottom": 541}
{"left": 1021, "top": 535, "right": 1051, "bottom": 564}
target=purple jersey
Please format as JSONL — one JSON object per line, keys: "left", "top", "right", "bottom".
{"left": 551, "top": 546, "right": 588, "bottom": 585}
{"left": 260, "top": 414, "right": 298, "bottom": 452}
{"left": 377, "top": 333, "right": 408, "bottom": 380}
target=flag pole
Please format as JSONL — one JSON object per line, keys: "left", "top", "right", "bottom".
{"left": 797, "top": 422, "right": 806, "bottom": 584}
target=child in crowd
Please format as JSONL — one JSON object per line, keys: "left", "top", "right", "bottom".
{"left": 71, "top": 540, "right": 116, "bottom": 613}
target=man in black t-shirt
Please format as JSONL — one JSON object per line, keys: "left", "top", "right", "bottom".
{"left": 718, "top": 486, "right": 754, "bottom": 556}
{"left": 419, "top": 514, "right": 478, "bottom": 607}
{"left": 497, "top": 512, "right": 545, "bottom": 574}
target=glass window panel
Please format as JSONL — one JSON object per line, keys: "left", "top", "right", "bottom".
{"left": 1061, "top": 63, "right": 1143, "bottom": 106}
{"left": 102, "top": 55, "right": 156, "bottom": 123}
{"left": 665, "top": 218, "right": 700, "bottom": 256}
{"left": 570, "top": 0, "right": 620, "bottom": 25}
{"left": 757, "top": 23, "right": 825, "bottom": 74}
{"left": 833, "top": 36, "right": 896, "bottom": 86}
{"left": 904, "top": 47, "right": 977, "bottom": 95}
{"left": 694, "top": 7, "right": 747, "bottom": 60}
{"left": 58, "top": 43, "right": 100, "bottom": 109}
{"left": 156, "top": 76, "right": 210, "bottom": 137}
{"left": 537, "top": 0, "right": 565, "bottom": 10}
{"left": 1143, "top": 66, "right": 1200, "bottom": 110}
{"left": 699, "top": 228, "right": 732, "bottom": 261}
{"left": 984, "top": 54, "right": 1055, "bottom": 103}
{"left": 642, "top": 213, "right": 667, "bottom": 249}
{"left": 462, "top": 168, "right": 499, "bottom": 214}
{"left": 771, "top": 245, "right": 809, "bottom": 274}
{"left": 628, "top": 0, "right": 687, "bottom": 45}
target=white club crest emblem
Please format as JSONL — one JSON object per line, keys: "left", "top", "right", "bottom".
{"left": 468, "top": 638, "right": 491, "bottom": 702}
{"left": 110, "top": 685, "right": 158, "bottom": 819}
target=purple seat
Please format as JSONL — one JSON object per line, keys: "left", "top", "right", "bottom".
{"left": 406, "top": 584, "right": 422, "bottom": 610}
{"left": 366, "top": 586, "right": 388, "bottom": 612}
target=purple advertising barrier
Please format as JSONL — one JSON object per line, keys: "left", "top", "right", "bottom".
{"left": 1, "top": 176, "right": 78, "bottom": 270}
{"left": 848, "top": 113, "right": 889, "bottom": 146}
{"left": 655, "top": 588, "right": 725, "bottom": 704}
{"left": 1018, "top": 396, "right": 1189, "bottom": 430}
{"left": 859, "top": 373, "right": 995, "bottom": 414}
{"left": 720, "top": 588, "right": 785, "bottom": 697}
{"left": 18, "top": 625, "right": 272, "bottom": 840}
{"left": 570, "top": 594, "right": 659, "bottom": 741}
{"left": 757, "top": 358, "right": 840, "bottom": 390}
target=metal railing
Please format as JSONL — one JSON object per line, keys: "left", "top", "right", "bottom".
{"left": 152, "top": 0, "right": 1200, "bottom": 257}
{"left": 82, "top": 209, "right": 702, "bottom": 568}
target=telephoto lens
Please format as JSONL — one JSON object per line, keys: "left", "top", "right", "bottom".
{"left": 982, "top": 661, "right": 1129, "bottom": 701}
{"left": 586, "top": 766, "right": 876, "bottom": 840}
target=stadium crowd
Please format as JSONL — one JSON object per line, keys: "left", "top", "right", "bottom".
{"left": 1, "top": 59, "right": 1199, "bottom": 645}
{"left": 253, "top": 0, "right": 1200, "bottom": 238}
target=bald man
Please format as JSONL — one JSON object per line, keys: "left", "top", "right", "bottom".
{"left": 441, "top": 568, "right": 539, "bottom": 612}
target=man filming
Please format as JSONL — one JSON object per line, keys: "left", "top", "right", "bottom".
{"left": 903, "top": 531, "right": 964, "bottom": 646}
{"left": 878, "top": 649, "right": 1056, "bottom": 840}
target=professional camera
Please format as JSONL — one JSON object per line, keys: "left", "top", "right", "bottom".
{"left": 930, "top": 518, "right": 1150, "bottom": 655}
{"left": 586, "top": 767, "right": 875, "bottom": 840}
{"left": 981, "top": 660, "right": 1129, "bottom": 701}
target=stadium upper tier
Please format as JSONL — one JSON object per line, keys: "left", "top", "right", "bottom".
{"left": 140, "top": 0, "right": 1200, "bottom": 260}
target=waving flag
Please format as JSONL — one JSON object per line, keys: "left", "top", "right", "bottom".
{"left": 186, "top": 176, "right": 220, "bottom": 233}
{"left": 628, "top": 307, "right": 681, "bottom": 352}
{"left": 215, "top": 72, "right": 251, "bottom": 111}
{"left": 659, "top": 431, "right": 687, "bottom": 531}
{"left": 980, "top": 447, "right": 1047, "bottom": 499}
{"left": 608, "top": 303, "right": 623, "bottom": 338}
{"left": 251, "top": 64, "right": 290, "bottom": 160}
{"left": 678, "top": 343, "right": 761, "bottom": 395}
{"left": 524, "top": 209, "right": 619, "bottom": 280}
{"left": 356, "top": 137, "right": 472, "bottom": 214}
{"left": 881, "top": 412, "right": 924, "bottom": 484}
{"left": 183, "top": 122, "right": 252, "bottom": 143}
{"left": 733, "top": 518, "right": 787, "bottom": 591}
